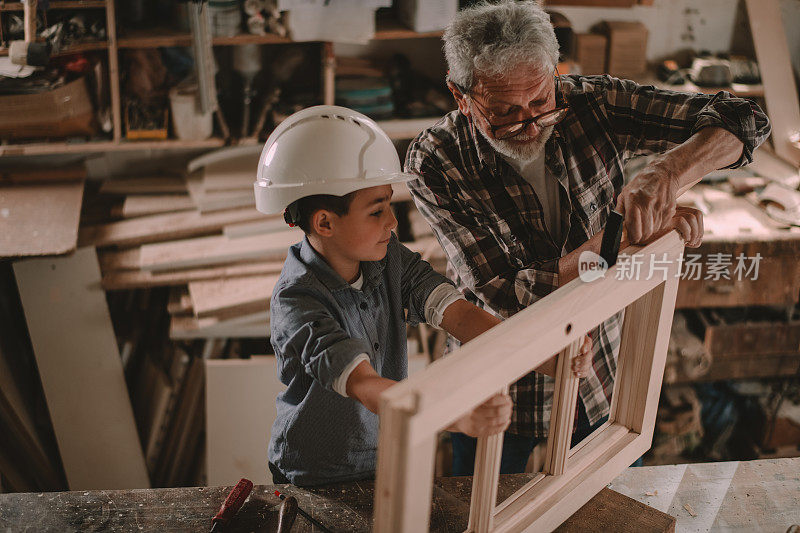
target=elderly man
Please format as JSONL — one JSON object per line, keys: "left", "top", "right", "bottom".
{"left": 405, "top": 0, "right": 770, "bottom": 475}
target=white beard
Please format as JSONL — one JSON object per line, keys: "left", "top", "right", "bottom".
{"left": 479, "top": 125, "right": 553, "bottom": 163}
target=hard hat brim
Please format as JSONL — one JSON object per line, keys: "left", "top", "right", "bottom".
{"left": 254, "top": 171, "right": 417, "bottom": 215}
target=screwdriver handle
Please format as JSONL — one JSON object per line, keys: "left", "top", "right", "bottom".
{"left": 211, "top": 478, "right": 253, "bottom": 530}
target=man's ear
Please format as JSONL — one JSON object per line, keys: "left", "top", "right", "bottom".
{"left": 447, "top": 81, "right": 470, "bottom": 117}
{"left": 310, "top": 209, "right": 334, "bottom": 237}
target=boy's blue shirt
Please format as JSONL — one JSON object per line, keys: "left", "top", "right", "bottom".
{"left": 268, "top": 233, "right": 450, "bottom": 486}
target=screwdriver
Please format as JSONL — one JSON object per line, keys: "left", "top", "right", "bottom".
{"left": 210, "top": 478, "right": 253, "bottom": 532}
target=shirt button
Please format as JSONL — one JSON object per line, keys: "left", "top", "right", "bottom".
{"left": 590, "top": 202, "right": 597, "bottom": 212}
{"left": 373, "top": 342, "right": 380, "bottom": 351}
{"left": 360, "top": 302, "right": 368, "bottom": 310}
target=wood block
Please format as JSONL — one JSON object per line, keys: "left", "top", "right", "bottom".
{"left": 13, "top": 248, "right": 150, "bottom": 489}
{"left": 205, "top": 356, "right": 285, "bottom": 486}
{"left": 0, "top": 180, "right": 84, "bottom": 257}
{"left": 0, "top": 164, "right": 86, "bottom": 185}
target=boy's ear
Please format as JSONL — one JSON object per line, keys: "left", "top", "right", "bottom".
{"left": 310, "top": 209, "right": 334, "bottom": 237}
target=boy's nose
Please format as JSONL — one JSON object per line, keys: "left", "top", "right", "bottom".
{"left": 387, "top": 209, "right": 398, "bottom": 230}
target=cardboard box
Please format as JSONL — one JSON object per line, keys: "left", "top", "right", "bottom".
{"left": 575, "top": 33, "right": 607, "bottom": 75}
{"left": 286, "top": 5, "right": 376, "bottom": 43}
{"left": 600, "top": 21, "right": 648, "bottom": 78}
{"left": 0, "top": 77, "right": 95, "bottom": 141}
{"left": 396, "top": 0, "right": 458, "bottom": 33}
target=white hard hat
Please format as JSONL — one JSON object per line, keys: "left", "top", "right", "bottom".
{"left": 254, "top": 105, "right": 415, "bottom": 215}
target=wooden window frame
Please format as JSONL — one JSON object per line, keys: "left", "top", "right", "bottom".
{"left": 374, "top": 232, "right": 684, "bottom": 532}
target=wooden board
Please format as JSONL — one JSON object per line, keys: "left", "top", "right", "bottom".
{"left": 138, "top": 229, "right": 302, "bottom": 272}
{"left": 745, "top": 0, "right": 800, "bottom": 166}
{"left": 118, "top": 194, "right": 195, "bottom": 218}
{"left": 98, "top": 176, "right": 187, "bottom": 195}
{"left": 0, "top": 180, "right": 84, "bottom": 257}
{"left": 188, "top": 274, "right": 279, "bottom": 319}
{"left": 0, "top": 164, "right": 86, "bottom": 185}
{"left": 223, "top": 217, "right": 289, "bottom": 239}
{"left": 78, "top": 207, "right": 264, "bottom": 247}
{"left": 169, "top": 312, "right": 269, "bottom": 340}
{"left": 201, "top": 153, "right": 260, "bottom": 192}
{"left": 13, "top": 248, "right": 150, "bottom": 490}
{"left": 100, "top": 260, "right": 285, "bottom": 290}
{"left": 205, "top": 357, "right": 284, "bottom": 486}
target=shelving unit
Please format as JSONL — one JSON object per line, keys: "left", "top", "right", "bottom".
{"left": 0, "top": 1, "right": 446, "bottom": 156}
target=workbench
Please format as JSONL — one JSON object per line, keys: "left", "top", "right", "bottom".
{"left": 1, "top": 458, "right": 797, "bottom": 532}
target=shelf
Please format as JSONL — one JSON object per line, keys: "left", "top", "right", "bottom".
{"left": 0, "top": 137, "right": 226, "bottom": 156}
{"left": 0, "top": 1, "right": 106, "bottom": 11}
{"left": 636, "top": 75, "right": 764, "bottom": 98}
{"left": 0, "top": 39, "right": 108, "bottom": 57}
{"left": 373, "top": 17, "right": 444, "bottom": 40}
{"left": 118, "top": 29, "right": 291, "bottom": 49}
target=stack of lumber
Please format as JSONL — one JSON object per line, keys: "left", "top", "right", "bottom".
{"left": 78, "top": 149, "right": 301, "bottom": 340}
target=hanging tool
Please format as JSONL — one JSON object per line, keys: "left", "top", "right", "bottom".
{"left": 210, "top": 478, "right": 253, "bottom": 532}
{"left": 9, "top": 0, "right": 51, "bottom": 67}
{"left": 276, "top": 495, "right": 298, "bottom": 533}
{"left": 275, "top": 490, "right": 334, "bottom": 533}
{"left": 233, "top": 44, "right": 262, "bottom": 138}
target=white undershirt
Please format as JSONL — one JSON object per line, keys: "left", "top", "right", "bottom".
{"left": 332, "top": 275, "right": 464, "bottom": 397}
{"left": 500, "top": 152, "right": 561, "bottom": 244}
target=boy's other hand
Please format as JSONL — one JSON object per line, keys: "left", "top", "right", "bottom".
{"left": 571, "top": 335, "right": 592, "bottom": 378}
{"left": 449, "top": 393, "right": 512, "bottom": 438}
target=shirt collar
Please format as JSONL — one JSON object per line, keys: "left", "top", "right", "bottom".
{"left": 298, "top": 236, "right": 388, "bottom": 293}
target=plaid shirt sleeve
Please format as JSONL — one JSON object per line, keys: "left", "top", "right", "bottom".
{"left": 405, "top": 152, "right": 559, "bottom": 319}
{"left": 594, "top": 76, "right": 771, "bottom": 167}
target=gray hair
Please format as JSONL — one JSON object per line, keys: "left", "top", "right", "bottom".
{"left": 444, "top": 1, "right": 559, "bottom": 91}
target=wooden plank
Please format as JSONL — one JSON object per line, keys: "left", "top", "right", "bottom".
{"left": 169, "top": 311, "right": 269, "bottom": 340}
{"left": 188, "top": 274, "right": 279, "bottom": 318}
{"left": 78, "top": 207, "right": 264, "bottom": 247}
{"left": 99, "top": 248, "right": 142, "bottom": 271}
{"left": 544, "top": 340, "right": 582, "bottom": 475}
{"left": 201, "top": 153, "right": 260, "bottom": 192}
{"left": 554, "top": 487, "right": 675, "bottom": 533}
{"left": 119, "top": 195, "right": 195, "bottom": 218}
{"left": 139, "top": 229, "right": 302, "bottom": 272}
{"left": 101, "top": 260, "right": 284, "bottom": 290}
{"left": 374, "top": 394, "right": 437, "bottom": 533}
{"left": 745, "top": 0, "right": 800, "bottom": 166}
{"left": 205, "top": 357, "right": 285, "bottom": 486}
{"left": 0, "top": 164, "right": 86, "bottom": 185}
{"left": 186, "top": 145, "right": 262, "bottom": 174}
{"left": 13, "top": 248, "right": 150, "bottom": 489}
{"left": 0, "top": 180, "right": 84, "bottom": 258}
{"left": 223, "top": 217, "right": 288, "bottom": 239}
{"left": 468, "top": 423, "right": 505, "bottom": 532}
{"left": 98, "top": 176, "right": 187, "bottom": 195}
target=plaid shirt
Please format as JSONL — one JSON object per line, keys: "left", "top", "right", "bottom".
{"left": 405, "top": 75, "right": 770, "bottom": 437}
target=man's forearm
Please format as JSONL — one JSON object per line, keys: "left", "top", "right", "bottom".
{"left": 652, "top": 127, "right": 744, "bottom": 194}
{"left": 557, "top": 228, "right": 630, "bottom": 285}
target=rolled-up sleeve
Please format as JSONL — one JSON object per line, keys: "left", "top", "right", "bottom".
{"left": 397, "top": 240, "right": 452, "bottom": 325}
{"left": 594, "top": 75, "right": 770, "bottom": 168}
{"left": 271, "top": 284, "right": 372, "bottom": 392}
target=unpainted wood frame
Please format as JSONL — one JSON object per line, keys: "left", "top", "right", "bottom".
{"left": 374, "top": 231, "right": 684, "bottom": 532}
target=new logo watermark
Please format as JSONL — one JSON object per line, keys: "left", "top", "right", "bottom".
{"left": 578, "top": 251, "right": 608, "bottom": 282}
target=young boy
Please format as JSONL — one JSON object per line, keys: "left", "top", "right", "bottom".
{"left": 254, "top": 106, "right": 591, "bottom": 486}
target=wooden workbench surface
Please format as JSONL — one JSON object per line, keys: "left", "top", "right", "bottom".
{"left": 2, "top": 458, "right": 796, "bottom": 532}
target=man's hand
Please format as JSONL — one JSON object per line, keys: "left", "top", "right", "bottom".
{"left": 669, "top": 206, "right": 704, "bottom": 248}
{"left": 571, "top": 335, "right": 592, "bottom": 378}
{"left": 616, "top": 163, "right": 679, "bottom": 244}
{"left": 448, "top": 393, "right": 512, "bottom": 438}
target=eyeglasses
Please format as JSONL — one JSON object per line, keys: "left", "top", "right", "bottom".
{"left": 454, "top": 73, "right": 569, "bottom": 140}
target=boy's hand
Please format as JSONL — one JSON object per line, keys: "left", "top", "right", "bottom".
{"left": 448, "top": 393, "right": 512, "bottom": 438}
{"left": 571, "top": 335, "right": 593, "bottom": 378}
